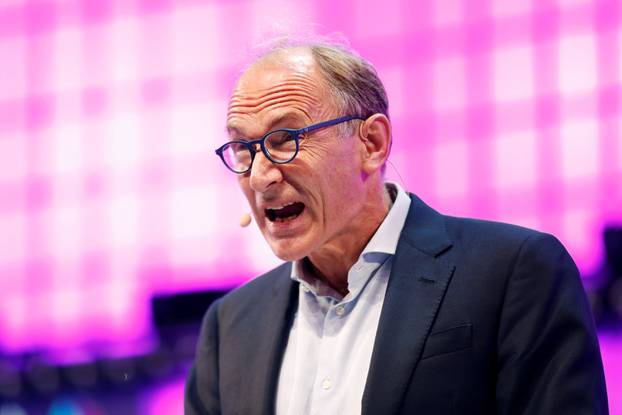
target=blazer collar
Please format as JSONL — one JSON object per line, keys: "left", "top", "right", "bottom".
{"left": 362, "top": 193, "right": 455, "bottom": 415}
{"left": 246, "top": 264, "right": 298, "bottom": 415}
{"left": 400, "top": 193, "right": 453, "bottom": 257}
{"left": 248, "top": 194, "right": 454, "bottom": 414}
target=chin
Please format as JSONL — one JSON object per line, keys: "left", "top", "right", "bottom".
{"left": 266, "top": 237, "right": 310, "bottom": 262}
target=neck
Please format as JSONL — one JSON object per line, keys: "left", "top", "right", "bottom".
{"left": 307, "top": 182, "right": 392, "bottom": 297}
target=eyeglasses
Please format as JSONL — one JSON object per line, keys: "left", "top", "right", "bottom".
{"left": 215, "top": 115, "right": 364, "bottom": 174}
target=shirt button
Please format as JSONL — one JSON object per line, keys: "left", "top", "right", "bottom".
{"left": 322, "top": 378, "right": 333, "bottom": 390}
{"left": 301, "top": 285, "right": 310, "bottom": 293}
{"left": 335, "top": 305, "right": 345, "bottom": 316}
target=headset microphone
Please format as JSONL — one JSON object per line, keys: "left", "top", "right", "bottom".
{"left": 240, "top": 213, "right": 252, "bottom": 227}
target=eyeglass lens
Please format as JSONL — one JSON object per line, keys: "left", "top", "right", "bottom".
{"left": 264, "top": 131, "right": 297, "bottom": 160}
{"left": 222, "top": 131, "right": 298, "bottom": 172}
{"left": 222, "top": 142, "right": 252, "bottom": 173}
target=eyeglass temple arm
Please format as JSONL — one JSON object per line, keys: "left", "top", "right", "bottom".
{"left": 300, "top": 115, "right": 365, "bottom": 134}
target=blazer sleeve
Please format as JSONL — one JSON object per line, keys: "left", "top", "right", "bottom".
{"left": 495, "top": 232, "right": 608, "bottom": 414}
{"left": 185, "top": 299, "right": 222, "bottom": 415}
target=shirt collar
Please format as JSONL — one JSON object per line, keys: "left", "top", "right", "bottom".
{"left": 360, "top": 181, "right": 411, "bottom": 257}
{"left": 290, "top": 182, "right": 411, "bottom": 297}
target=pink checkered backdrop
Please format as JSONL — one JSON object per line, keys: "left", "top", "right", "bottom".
{"left": 0, "top": 0, "right": 620, "bottom": 364}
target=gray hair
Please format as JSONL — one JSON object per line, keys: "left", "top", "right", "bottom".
{"left": 247, "top": 36, "right": 390, "bottom": 134}
{"left": 310, "top": 43, "right": 389, "bottom": 119}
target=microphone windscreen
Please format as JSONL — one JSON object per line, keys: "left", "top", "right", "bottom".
{"left": 240, "top": 213, "right": 252, "bottom": 227}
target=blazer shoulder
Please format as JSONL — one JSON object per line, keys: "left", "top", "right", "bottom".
{"left": 442, "top": 214, "right": 550, "bottom": 254}
{"left": 403, "top": 193, "right": 551, "bottom": 259}
{"left": 444, "top": 214, "right": 536, "bottom": 237}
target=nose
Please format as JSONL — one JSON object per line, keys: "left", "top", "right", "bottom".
{"left": 248, "top": 150, "right": 283, "bottom": 193}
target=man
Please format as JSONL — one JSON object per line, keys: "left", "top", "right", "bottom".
{"left": 185, "top": 40, "right": 608, "bottom": 414}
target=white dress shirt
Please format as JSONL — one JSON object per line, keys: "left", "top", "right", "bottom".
{"left": 276, "top": 183, "right": 412, "bottom": 415}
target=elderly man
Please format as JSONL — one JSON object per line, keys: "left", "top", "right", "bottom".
{"left": 185, "top": 41, "right": 608, "bottom": 414}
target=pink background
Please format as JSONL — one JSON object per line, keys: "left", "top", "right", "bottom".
{"left": 0, "top": 0, "right": 620, "bottom": 412}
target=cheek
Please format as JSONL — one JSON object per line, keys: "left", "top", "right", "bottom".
{"left": 320, "top": 158, "right": 365, "bottom": 220}
{"left": 297, "top": 144, "right": 356, "bottom": 211}
{"left": 238, "top": 179, "right": 256, "bottom": 207}
{"left": 298, "top": 134, "right": 337, "bottom": 163}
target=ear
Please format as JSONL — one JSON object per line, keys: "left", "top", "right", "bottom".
{"left": 358, "top": 114, "right": 392, "bottom": 175}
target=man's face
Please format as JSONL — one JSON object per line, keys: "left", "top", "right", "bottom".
{"left": 226, "top": 50, "right": 368, "bottom": 261}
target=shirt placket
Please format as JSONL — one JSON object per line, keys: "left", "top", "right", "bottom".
{"left": 308, "top": 294, "right": 350, "bottom": 415}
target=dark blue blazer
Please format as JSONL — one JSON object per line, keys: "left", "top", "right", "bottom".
{"left": 186, "top": 194, "right": 608, "bottom": 414}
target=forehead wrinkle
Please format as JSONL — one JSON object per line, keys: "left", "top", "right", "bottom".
{"left": 228, "top": 70, "right": 322, "bottom": 108}
{"left": 226, "top": 64, "right": 331, "bottom": 136}
{"left": 228, "top": 88, "right": 318, "bottom": 112}
{"left": 227, "top": 90, "right": 323, "bottom": 133}
{"left": 227, "top": 110, "right": 303, "bottom": 138}
{"left": 228, "top": 93, "right": 318, "bottom": 118}
{"left": 228, "top": 81, "right": 321, "bottom": 115}
{"left": 234, "top": 70, "right": 318, "bottom": 93}
{"left": 231, "top": 76, "right": 319, "bottom": 102}
{"left": 227, "top": 101, "right": 315, "bottom": 135}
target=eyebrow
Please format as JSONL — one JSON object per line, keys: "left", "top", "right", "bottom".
{"left": 226, "top": 112, "right": 306, "bottom": 140}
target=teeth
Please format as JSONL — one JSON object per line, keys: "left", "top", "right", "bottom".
{"left": 274, "top": 216, "right": 296, "bottom": 223}
{"left": 264, "top": 201, "right": 304, "bottom": 223}
{"left": 267, "top": 202, "right": 296, "bottom": 210}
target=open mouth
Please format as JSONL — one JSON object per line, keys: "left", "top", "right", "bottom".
{"left": 265, "top": 202, "right": 305, "bottom": 223}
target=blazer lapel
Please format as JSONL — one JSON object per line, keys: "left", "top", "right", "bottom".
{"left": 362, "top": 194, "right": 455, "bottom": 415}
{"left": 244, "top": 264, "right": 299, "bottom": 415}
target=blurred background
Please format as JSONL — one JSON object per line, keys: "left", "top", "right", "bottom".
{"left": 0, "top": 0, "right": 621, "bottom": 413}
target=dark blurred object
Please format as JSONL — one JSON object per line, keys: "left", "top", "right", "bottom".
{"left": 0, "top": 289, "right": 227, "bottom": 413}
{"left": 0, "top": 359, "right": 22, "bottom": 400}
{"left": 151, "top": 290, "right": 227, "bottom": 332}
{"left": 605, "top": 227, "right": 622, "bottom": 276}
{"left": 587, "top": 226, "right": 622, "bottom": 327}
{"left": 151, "top": 290, "right": 228, "bottom": 362}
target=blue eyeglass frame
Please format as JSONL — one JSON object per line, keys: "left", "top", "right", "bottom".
{"left": 215, "top": 115, "right": 365, "bottom": 174}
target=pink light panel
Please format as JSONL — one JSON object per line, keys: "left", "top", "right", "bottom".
{"left": 0, "top": 0, "right": 620, "bottom": 368}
